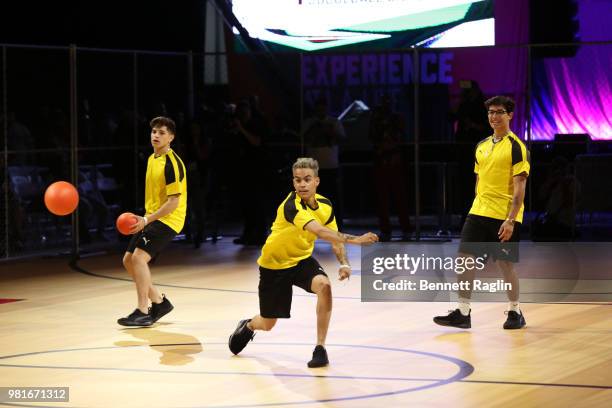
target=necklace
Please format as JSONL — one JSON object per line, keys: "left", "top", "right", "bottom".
{"left": 489, "top": 135, "right": 502, "bottom": 155}
{"left": 493, "top": 132, "right": 510, "bottom": 143}
{"left": 154, "top": 147, "right": 170, "bottom": 158}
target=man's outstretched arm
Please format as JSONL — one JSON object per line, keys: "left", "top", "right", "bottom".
{"left": 304, "top": 220, "right": 378, "bottom": 246}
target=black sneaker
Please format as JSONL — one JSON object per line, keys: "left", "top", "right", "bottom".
{"left": 150, "top": 294, "right": 174, "bottom": 322}
{"left": 228, "top": 319, "right": 255, "bottom": 355}
{"left": 307, "top": 345, "right": 329, "bottom": 368}
{"left": 117, "top": 309, "right": 153, "bottom": 327}
{"left": 433, "top": 309, "right": 471, "bottom": 329}
{"left": 503, "top": 310, "right": 526, "bottom": 330}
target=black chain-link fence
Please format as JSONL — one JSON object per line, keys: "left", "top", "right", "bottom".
{"left": 2, "top": 42, "right": 612, "bottom": 260}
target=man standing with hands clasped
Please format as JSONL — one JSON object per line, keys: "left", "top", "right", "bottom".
{"left": 434, "top": 96, "right": 530, "bottom": 330}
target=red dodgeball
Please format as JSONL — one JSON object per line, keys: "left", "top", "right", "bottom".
{"left": 44, "top": 181, "right": 79, "bottom": 216}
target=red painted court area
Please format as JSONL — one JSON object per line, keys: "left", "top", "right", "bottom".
{"left": 0, "top": 299, "right": 23, "bottom": 304}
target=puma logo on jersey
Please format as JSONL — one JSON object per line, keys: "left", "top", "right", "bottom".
{"left": 142, "top": 237, "right": 150, "bottom": 245}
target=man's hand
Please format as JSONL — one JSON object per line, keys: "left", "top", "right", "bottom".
{"left": 130, "top": 216, "right": 147, "bottom": 234}
{"left": 498, "top": 220, "right": 514, "bottom": 242}
{"left": 338, "top": 266, "right": 351, "bottom": 281}
{"left": 354, "top": 232, "right": 379, "bottom": 245}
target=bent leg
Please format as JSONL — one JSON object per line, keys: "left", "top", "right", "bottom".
{"left": 311, "top": 274, "right": 332, "bottom": 346}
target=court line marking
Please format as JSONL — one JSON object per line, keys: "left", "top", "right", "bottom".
{"left": 1, "top": 342, "right": 610, "bottom": 408}
{"left": 0, "top": 362, "right": 445, "bottom": 383}
{"left": 0, "top": 342, "right": 473, "bottom": 407}
{"left": 458, "top": 379, "right": 612, "bottom": 390}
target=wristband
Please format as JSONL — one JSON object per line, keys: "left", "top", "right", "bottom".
{"left": 143, "top": 216, "right": 148, "bottom": 226}
{"left": 339, "top": 264, "right": 351, "bottom": 270}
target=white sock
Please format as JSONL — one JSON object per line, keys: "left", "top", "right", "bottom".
{"left": 508, "top": 301, "right": 520, "bottom": 313}
{"left": 457, "top": 297, "right": 471, "bottom": 316}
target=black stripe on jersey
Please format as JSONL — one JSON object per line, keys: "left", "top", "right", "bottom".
{"left": 324, "top": 210, "right": 335, "bottom": 226}
{"left": 318, "top": 198, "right": 332, "bottom": 206}
{"left": 170, "top": 151, "right": 186, "bottom": 182}
{"left": 164, "top": 155, "right": 176, "bottom": 185}
{"left": 510, "top": 137, "right": 524, "bottom": 166}
{"left": 317, "top": 197, "right": 335, "bottom": 225}
{"left": 284, "top": 192, "right": 298, "bottom": 224}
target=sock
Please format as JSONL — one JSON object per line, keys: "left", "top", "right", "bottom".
{"left": 457, "top": 297, "right": 471, "bottom": 316}
{"left": 508, "top": 301, "right": 520, "bottom": 313}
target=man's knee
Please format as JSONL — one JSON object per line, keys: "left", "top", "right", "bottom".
{"left": 311, "top": 275, "right": 332, "bottom": 296}
{"left": 131, "top": 250, "right": 151, "bottom": 267}
{"left": 497, "top": 260, "right": 515, "bottom": 275}
{"left": 122, "top": 253, "right": 133, "bottom": 270}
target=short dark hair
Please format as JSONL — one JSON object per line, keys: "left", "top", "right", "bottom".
{"left": 149, "top": 116, "right": 176, "bottom": 134}
{"left": 485, "top": 95, "right": 515, "bottom": 113}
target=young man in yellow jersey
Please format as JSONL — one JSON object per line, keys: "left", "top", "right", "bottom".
{"left": 434, "top": 96, "right": 530, "bottom": 330}
{"left": 117, "top": 116, "right": 188, "bottom": 327}
{"left": 229, "top": 158, "right": 378, "bottom": 367}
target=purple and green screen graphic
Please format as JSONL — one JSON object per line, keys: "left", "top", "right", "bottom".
{"left": 231, "top": 0, "right": 494, "bottom": 51}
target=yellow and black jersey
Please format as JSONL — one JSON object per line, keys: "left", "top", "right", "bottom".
{"left": 469, "top": 132, "right": 530, "bottom": 223}
{"left": 257, "top": 192, "right": 338, "bottom": 270}
{"left": 144, "top": 148, "right": 187, "bottom": 233}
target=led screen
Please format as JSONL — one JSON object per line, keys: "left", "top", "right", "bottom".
{"left": 231, "top": 0, "right": 494, "bottom": 52}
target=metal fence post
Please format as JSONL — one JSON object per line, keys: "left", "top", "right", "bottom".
{"left": 2, "top": 46, "right": 7, "bottom": 259}
{"left": 187, "top": 51, "right": 195, "bottom": 120}
{"left": 133, "top": 52, "right": 139, "bottom": 209}
{"left": 413, "top": 47, "right": 421, "bottom": 241}
{"left": 69, "top": 44, "right": 80, "bottom": 259}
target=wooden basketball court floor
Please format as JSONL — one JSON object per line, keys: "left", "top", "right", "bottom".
{"left": 1, "top": 241, "right": 611, "bottom": 408}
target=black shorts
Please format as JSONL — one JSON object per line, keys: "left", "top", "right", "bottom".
{"left": 459, "top": 214, "right": 521, "bottom": 263}
{"left": 126, "top": 220, "right": 177, "bottom": 258}
{"left": 258, "top": 257, "right": 328, "bottom": 319}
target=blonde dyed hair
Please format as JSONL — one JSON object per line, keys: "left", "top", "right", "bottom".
{"left": 292, "top": 157, "right": 319, "bottom": 177}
